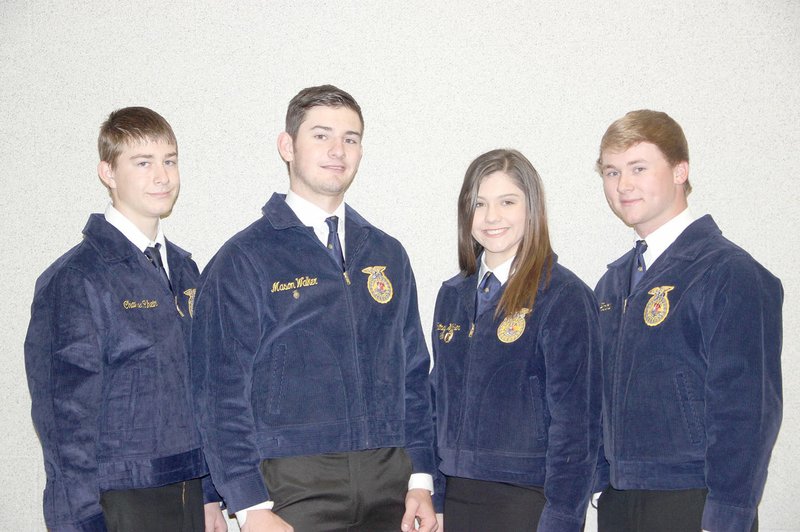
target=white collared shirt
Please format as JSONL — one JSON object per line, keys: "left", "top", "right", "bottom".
{"left": 285, "top": 190, "right": 346, "bottom": 260}
{"left": 477, "top": 253, "right": 514, "bottom": 287}
{"left": 637, "top": 208, "right": 695, "bottom": 270}
{"left": 104, "top": 203, "right": 170, "bottom": 278}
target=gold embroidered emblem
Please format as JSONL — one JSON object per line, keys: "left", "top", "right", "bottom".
{"left": 599, "top": 302, "right": 612, "bottom": 312}
{"left": 183, "top": 288, "right": 196, "bottom": 318}
{"left": 497, "top": 308, "right": 531, "bottom": 343}
{"left": 361, "top": 266, "right": 393, "bottom": 304}
{"left": 643, "top": 286, "right": 674, "bottom": 327}
{"left": 436, "top": 323, "right": 461, "bottom": 343}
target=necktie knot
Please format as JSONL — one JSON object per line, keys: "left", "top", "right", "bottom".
{"left": 144, "top": 243, "right": 163, "bottom": 269}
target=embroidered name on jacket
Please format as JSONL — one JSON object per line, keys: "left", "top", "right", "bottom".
{"left": 123, "top": 299, "right": 159, "bottom": 309}
{"left": 361, "top": 266, "right": 393, "bottom": 304}
{"left": 271, "top": 276, "right": 319, "bottom": 293}
{"left": 436, "top": 323, "right": 461, "bottom": 343}
{"left": 643, "top": 285, "right": 675, "bottom": 327}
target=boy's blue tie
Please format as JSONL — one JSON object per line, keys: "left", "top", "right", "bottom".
{"left": 326, "top": 216, "right": 345, "bottom": 271}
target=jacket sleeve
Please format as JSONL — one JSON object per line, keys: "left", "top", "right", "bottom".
{"left": 399, "top": 252, "right": 437, "bottom": 477}
{"left": 25, "top": 267, "right": 108, "bottom": 532}
{"left": 700, "top": 257, "right": 783, "bottom": 532}
{"left": 429, "top": 287, "right": 447, "bottom": 513}
{"left": 537, "top": 281, "right": 603, "bottom": 532}
{"left": 191, "top": 248, "right": 270, "bottom": 513}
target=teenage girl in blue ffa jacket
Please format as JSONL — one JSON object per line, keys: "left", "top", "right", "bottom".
{"left": 430, "top": 149, "right": 602, "bottom": 531}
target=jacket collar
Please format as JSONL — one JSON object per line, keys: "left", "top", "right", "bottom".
{"left": 261, "top": 192, "right": 373, "bottom": 261}
{"left": 606, "top": 214, "right": 721, "bottom": 271}
{"left": 82, "top": 213, "right": 192, "bottom": 267}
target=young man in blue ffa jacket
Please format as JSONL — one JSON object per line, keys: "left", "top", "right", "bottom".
{"left": 25, "top": 107, "right": 226, "bottom": 532}
{"left": 594, "top": 110, "right": 783, "bottom": 532}
{"left": 191, "top": 85, "right": 437, "bottom": 532}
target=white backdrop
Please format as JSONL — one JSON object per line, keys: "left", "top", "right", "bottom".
{"left": 2, "top": 1, "right": 798, "bottom": 530}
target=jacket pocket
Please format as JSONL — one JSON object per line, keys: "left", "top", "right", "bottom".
{"left": 528, "top": 376, "right": 547, "bottom": 441}
{"left": 674, "top": 371, "right": 703, "bottom": 445}
{"left": 268, "top": 344, "right": 287, "bottom": 415}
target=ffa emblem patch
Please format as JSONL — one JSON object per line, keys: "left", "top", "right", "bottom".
{"left": 436, "top": 323, "right": 461, "bottom": 343}
{"left": 361, "top": 266, "right": 393, "bottom": 304}
{"left": 643, "top": 285, "right": 674, "bottom": 327}
{"left": 183, "top": 288, "right": 196, "bottom": 318}
{"left": 497, "top": 308, "right": 531, "bottom": 343}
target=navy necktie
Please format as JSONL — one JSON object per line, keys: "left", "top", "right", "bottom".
{"left": 144, "top": 243, "right": 172, "bottom": 293}
{"left": 476, "top": 271, "right": 501, "bottom": 318}
{"left": 629, "top": 239, "right": 648, "bottom": 294}
{"left": 325, "top": 216, "right": 345, "bottom": 271}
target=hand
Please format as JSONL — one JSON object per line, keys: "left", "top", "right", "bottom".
{"left": 401, "top": 488, "right": 438, "bottom": 532}
{"left": 204, "top": 502, "right": 228, "bottom": 532}
{"left": 241, "top": 509, "right": 294, "bottom": 532}
{"left": 436, "top": 512, "right": 444, "bottom": 531}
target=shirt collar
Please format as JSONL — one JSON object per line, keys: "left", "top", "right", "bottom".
{"left": 477, "top": 253, "right": 514, "bottom": 287}
{"left": 285, "top": 190, "right": 346, "bottom": 249}
{"left": 638, "top": 207, "right": 694, "bottom": 267}
{"left": 104, "top": 203, "right": 169, "bottom": 276}
{"left": 104, "top": 203, "right": 166, "bottom": 252}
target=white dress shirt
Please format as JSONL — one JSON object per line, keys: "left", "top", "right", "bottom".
{"left": 637, "top": 207, "right": 695, "bottom": 271}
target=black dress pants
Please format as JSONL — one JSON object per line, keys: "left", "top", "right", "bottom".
{"left": 598, "top": 486, "right": 758, "bottom": 532}
{"left": 100, "top": 478, "right": 204, "bottom": 532}
{"left": 259, "top": 447, "right": 413, "bottom": 532}
{"left": 443, "top": 476, "right": 546, "bottom": 531}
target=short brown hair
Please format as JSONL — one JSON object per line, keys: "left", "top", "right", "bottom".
{"left": 98, "top": 107, "right": 177, "bottom": 168}
{"left": 597, "top": 109, "right": 691, "bottom": 194}
{"left": 458, "top": 149, "right": 553, "bottom": 318}
{"left": 285, "top": 85, "right": 363, "bottom": 140}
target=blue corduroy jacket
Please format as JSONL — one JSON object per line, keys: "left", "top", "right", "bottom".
{"left": 25, "top": 215, "right": 208, "bottom": 532}
{"left": 431, "top": 257, "right": 602, "bottom": 531}
{"left": 595, "top": 215, "right": 783, "bottom": 532}
{"left": 191, "top": 193, "right": 436, "bottom": 513}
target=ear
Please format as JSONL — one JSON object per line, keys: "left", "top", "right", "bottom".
{"left": 98, "top": 161, "right": 117, "bottom": 190}
{"left": 277, "top": 132, "right": 294, "bottom": 163}
{"left": 673, "top": 161, "right": 689, "bottom": 185}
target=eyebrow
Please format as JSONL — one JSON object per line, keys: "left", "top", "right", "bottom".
{"left": 309, "top": 125, "right": 362, "bottom": 138}
{"left": 476, "top": 192, "right": 523, "bottom": 200}
{"left": 129, "top": 152, "right": 178, "bottom": 159}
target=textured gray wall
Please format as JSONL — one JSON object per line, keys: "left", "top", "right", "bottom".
{"left": 2, "top": 1, "right": 798, "bottom": 530}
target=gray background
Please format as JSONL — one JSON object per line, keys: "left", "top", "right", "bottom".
{"left": 2, "top": 1, "right": 798, "bottom": 530}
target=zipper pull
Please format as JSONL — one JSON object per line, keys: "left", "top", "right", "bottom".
{"left": 343, "top": 271, "right": 351, "bottom": 285}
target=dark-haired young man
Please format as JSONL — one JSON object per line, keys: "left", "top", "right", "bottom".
{"left": 594, "top": 109, "right": 783, "bottom": 532}
{"left": 192, "top": 85, "right": 437, "bottom": 532}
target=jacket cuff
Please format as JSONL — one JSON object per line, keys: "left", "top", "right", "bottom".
{"left": 701, "top": 498, "right": 757, "bottom": 532}
{"left": 536, "top": 506, "right": 583, "bottom": 532}
{"left": 405, "top": 446, "right": 436, "bottom": 476}
{"left": 537, "top": 507, "right": 584, "bottom": 532}
{"left": 218, "top": 470, "right": 270, "bottom": 513}
{"left": 202, "top": 474, "right": 223, "bottom": 504}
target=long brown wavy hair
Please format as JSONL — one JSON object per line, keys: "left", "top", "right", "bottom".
{"left": 457, "top": 149, "right": 553, "bottom": 318}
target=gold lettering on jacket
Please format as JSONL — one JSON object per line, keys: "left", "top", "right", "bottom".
{"left": 271, "top": 276, "right": 319, "bottom": 293}
{"left": 436, "top": 323, "right": 461, "bottom": 343}
{"left": 123, "top": 299, "right": 159, "bottom": 310}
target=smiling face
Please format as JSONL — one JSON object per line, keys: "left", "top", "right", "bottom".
{"left": 98, "top": 139, "right": 179, "bottom": 239}
{"left": 278, "top": 105, "right": 363, "bottom": 212}
{"left": 471, "top": 171, "right": 527, "bottom": 269}
{"left": 600, "top": 141, "right": 689, "bottom": 238}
